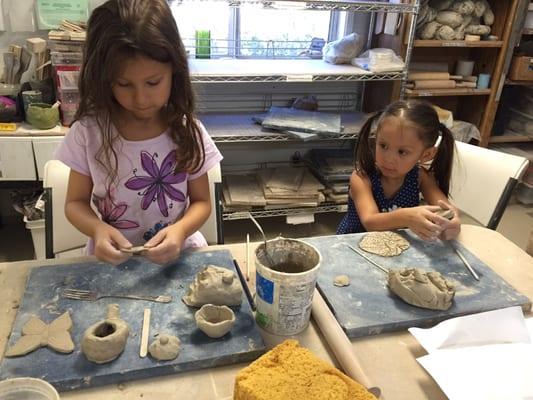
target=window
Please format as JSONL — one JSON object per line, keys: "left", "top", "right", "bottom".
{"left": 170, "top": 1, "right": 341, "bottom": 59}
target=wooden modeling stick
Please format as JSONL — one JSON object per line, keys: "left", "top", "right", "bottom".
{"left": 311, "top": 289, "right": 381, "bottom": 398}
{"left": 140, "top": 308, "right": 151, "bottom": 358}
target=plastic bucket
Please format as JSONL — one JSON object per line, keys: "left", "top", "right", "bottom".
{"left": 0, "top": 377, "right": 60, "bottom": 400}
{"left": 255, "top": 237, "right": 321, "bottom": 335}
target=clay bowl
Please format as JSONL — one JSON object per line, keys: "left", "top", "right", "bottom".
{"left": 195, "top": 304, "right": 235, "bottom": 338}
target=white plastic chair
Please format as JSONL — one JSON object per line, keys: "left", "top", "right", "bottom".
{"left": 450, "top": 141, "right": 529, "bottom": 230}
{"left": 43, "top": 160, "right": 87, "bottom": 258}
{"left": 43, "top": 160, "right": 223, "bottom": 258}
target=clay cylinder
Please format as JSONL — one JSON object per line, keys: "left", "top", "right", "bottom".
{"left": 408, "top": 71, "right": 450, "bottom": 81}
{"left": 81, "top": 304, "right": 130, "bottom": 364}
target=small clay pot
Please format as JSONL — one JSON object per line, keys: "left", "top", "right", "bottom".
{"left": 195, "top": 304, "right": 235, "bottom": 338}
{"left": 81, "top": 304, "right": 129, "bottom": 364}
{"left": 26, "top": 102, "right": 59, "bottom": 129}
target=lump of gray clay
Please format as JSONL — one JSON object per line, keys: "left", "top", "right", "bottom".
{"left": 148, "top": 334, "right": 181, "bottom": 361}
{"left": 81, "top": 304, "right": 129, "bottom": 364}
{"left": 195, "top": 304, "right": 236, "bottom": 338}
{"left": 182, "top": 265, "right": 243, "bottom": 307}
{"left": 333, "top": 275, "right": 350, "bottom": 287}
{"left": 388, "top": 268, "right": 455, "bottom": 311}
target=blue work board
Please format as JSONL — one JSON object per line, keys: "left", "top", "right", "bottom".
{"left": 0, "top": 249, "right": 265, "bottom": 391}
{"left": 305, "top": 231, "right": 531, "bottom": 338}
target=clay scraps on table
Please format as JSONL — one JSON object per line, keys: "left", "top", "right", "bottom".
{"left": 388, "top": 268, "right": 455, "bottom": 311}
{"left": 182, "top": 265, "right": 243, "bottom": 307}
{"left": 5, "top": 311, "right": 75, "bottom": 357}
{"left": 359, "top": 231, "right": 410, "bottom": 257}
{"left": 333, "top": 275, "right": 350, "bottom": 287}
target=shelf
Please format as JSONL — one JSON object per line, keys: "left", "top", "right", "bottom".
{"left": 189, "top": 59, "right": 405, "bottom": 83}
{"left": 505, "top": 79, "right": 533, "bottom": 86}
{"left": 523, "top": 28, "right": 533, "bottom": 35}
{"left": 413, "top": 40, "right": 503, "bottom": 48}
{"left": 222, "top": 203, "right": 347, "bottom": 220}
{"left": 405, "top": 88, "right": 491, "bottom": 97}
{"left": 216, "top": 0, "right": 418, "bottom": 13}
{"left": 489, "top": 134, "right": 533, "bottom": 143}
{"left": 199, "top": 112, "right": 367, "bottom": 143}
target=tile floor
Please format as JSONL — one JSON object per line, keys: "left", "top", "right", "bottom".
{"left": 0, "top": 197, "right": 531, "bottom": 263}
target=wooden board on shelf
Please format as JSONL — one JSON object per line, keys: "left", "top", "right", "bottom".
{"left": 414, "top": 40, "right": 503, "bottom": 48}
{"left": 489, "top": 134, "right": 533, "bottom": 143}
{"left": 405, "top": 88, "right": 491, "bottom": 97}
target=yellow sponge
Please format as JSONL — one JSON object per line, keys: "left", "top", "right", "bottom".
{"left": 234, "top": 339, "right": 376, "bottom": 400}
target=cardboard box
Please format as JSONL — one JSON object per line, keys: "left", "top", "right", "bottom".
{"left": 509, "top": 56, "right": 533, "bottom": 81}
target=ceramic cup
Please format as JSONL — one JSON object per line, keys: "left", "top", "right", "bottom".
{"left": 477, "top": 73, "right": 491, "bottom": 89}
{"left": 26, "top": 102, "right": 59, "bottom": 129}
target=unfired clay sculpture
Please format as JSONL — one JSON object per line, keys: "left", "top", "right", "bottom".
{"left": 81, "top": 304, "right": 129, "bottom": 364}
{"left": 388, "top": 268, "right": 455, "bottom": 310}
{"left": 182, "top": 265, "right": 243, "bottom": 307}
{"left": 333, "top": 275, "right": 350, "bottom": 287}
{"left": 148, "top": 334, "right": 181, "bottom": 361}
{"left": 359, "top": 231, "right": 410, "bottom": 257}
{"left": 195, "top": 304, "right": 236, "bottom": 338}
{"left": 5, "top": 311, "right": 74, "bottom": 357}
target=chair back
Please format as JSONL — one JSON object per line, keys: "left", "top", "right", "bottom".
{"left": 450, "top": 141, "right": 529, "bottom": 229}
{"left": 43, "top": 160, "right": 87, "bottom": 257}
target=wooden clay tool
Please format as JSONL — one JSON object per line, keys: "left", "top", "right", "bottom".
{"left": 140, "top": 308, "right": 151, "bottom": 358}
{"left": 312, "top": 289, "right": 381, "bottom": 398}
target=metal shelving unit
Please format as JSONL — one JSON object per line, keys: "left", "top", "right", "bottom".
{"left": 194, "top": 0, "right": 420, "bottom": 226}
{"left": 199, "top": 112, "right": 367, "bottom": 143}
{"left": 223, "top": 203, "right": 347, "bottom": 220}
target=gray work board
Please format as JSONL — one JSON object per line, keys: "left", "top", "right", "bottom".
{"left": 0, "top": 249, "right": 265, "bottom": 391}
{"left": 305, "top": 231, "right": 531, "bottom": 338}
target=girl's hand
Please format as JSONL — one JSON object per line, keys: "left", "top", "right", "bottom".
{"left": 93, "top": 223, "right": 132, "bottom": 265}
{"left": 406, "top": 205, "right": 445, "bottom": 241}
{"left": 143, "top": 224, "right": 186, "bottom": 265}
{"left": 436, "top": 200, "right": 461, "bottom": 241}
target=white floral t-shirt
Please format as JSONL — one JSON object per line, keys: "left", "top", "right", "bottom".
{"left": 55, "top": 117, "right": 223, "bottom": 254}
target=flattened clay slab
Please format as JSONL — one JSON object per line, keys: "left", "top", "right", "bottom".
{"left": 5, "top": 311, "right": 74, "bottom": 357}
{"left": 388, "top": 268, "right": 455, "bottom": 311}
{"left": 182, "top": 265, "right": 243, "bottom": 307}
{"left": 359, "top": 231, "right": 409, "bottom": 257}
{"left": 120, "top": 245, "right": 150, "bottom": 254}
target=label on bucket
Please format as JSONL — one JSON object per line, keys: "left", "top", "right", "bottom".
{"left": 256, "top": 273, "right": 274, "bottom": 304}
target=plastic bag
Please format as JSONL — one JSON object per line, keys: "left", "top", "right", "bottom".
{"left": 352, "top": 48, "right": 405, "bottom": 73}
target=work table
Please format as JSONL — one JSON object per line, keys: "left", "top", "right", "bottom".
{"left": 0, "top": 225, "right": 532, "bottom": 399}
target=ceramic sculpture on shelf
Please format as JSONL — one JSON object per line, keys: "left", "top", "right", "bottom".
{"left": 416, "top": 0, "right": 494, "bottom": 40}
{"left": 81, "top": 304, "right": 129, "bottom": 364}
{"left": 182, "top": 265, "right": 243, "bottom": 307}
{"left": 5, "top": 311, "right": 75, "bottom": 357}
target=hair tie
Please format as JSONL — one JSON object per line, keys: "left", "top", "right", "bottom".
{"left": 434, "top": 134, "right": 442, "bottom": 148}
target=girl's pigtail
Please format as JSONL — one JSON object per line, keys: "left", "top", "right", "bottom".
{"left": 430, "top": 122, "right": 455, "bottom": 196}
{"left": 355, "top": 112, "right": 381, "bottom": 176}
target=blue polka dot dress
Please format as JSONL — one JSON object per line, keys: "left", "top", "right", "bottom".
{"left": 337, "top": 166, "right": 420, "bottom": 234}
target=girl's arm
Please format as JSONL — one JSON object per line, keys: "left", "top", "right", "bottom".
{"left": 419, "top": 168, "right": 461, "bottom": 240}
{"left": 144, "top": 173, "right": 211, "bottom": 264}
{"left": 352, "top": 171, "right": 443, "bottom": 241}
{"left": 65, "top": 170, "right": 132, "bottom": 264}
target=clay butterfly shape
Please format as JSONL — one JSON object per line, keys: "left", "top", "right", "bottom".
{"left": 5, "top": 311, "right": 75, "bottom": 357}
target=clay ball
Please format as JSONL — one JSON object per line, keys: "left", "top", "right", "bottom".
{"left": 195, "top": 304, "right": 235, "bottom": 338}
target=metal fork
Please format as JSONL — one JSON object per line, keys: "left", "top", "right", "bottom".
{"left": 61, "top": 288, "right": 172, "bottom": 303}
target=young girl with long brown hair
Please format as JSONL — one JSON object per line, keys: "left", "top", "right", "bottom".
{"left": 55, "top": 0, "right": 222, "bottom": 265}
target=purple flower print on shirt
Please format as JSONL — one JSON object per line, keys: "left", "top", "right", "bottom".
{"left": 125, "top": 150, "right": 186, "bottom": 217}
{"left": 92, "top": 193, "right": 139, "bottom": 229}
